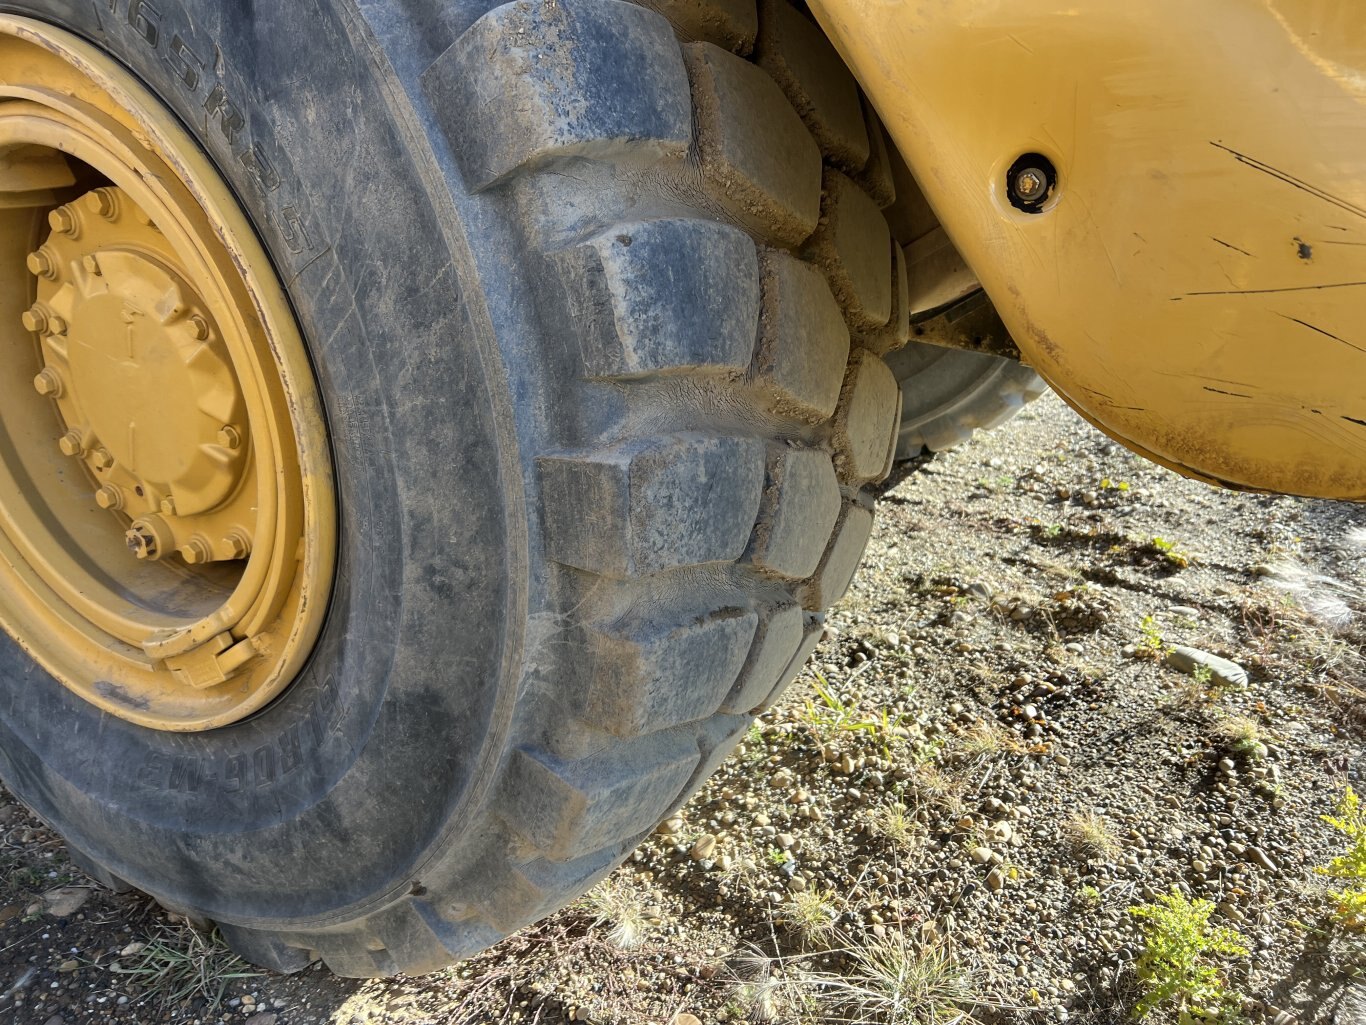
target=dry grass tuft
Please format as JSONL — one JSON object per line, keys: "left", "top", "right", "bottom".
{"left": 800, "top": 931, "right": 979, "bottom": 1025}
{"left": 109, "top": 923, "right": 260, "bottom": 1009}
{"left": 581, "top": 876, "right": 651, "bottom": 950}
{"left": 1065, "top": 812, "right": 1121, "bottom": 860}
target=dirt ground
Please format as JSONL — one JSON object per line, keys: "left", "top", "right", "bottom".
{"left": 2, "top": 391, "right": 1364, "bottom": 1025}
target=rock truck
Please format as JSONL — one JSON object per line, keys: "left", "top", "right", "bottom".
{"left": 0, "top": 0, "right": 1359, "bottom": 977}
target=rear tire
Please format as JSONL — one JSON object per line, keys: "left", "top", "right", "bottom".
{"left": 887, "top": 343, "right": 1048, "bottom": 459}
{"left": 0, "top": 0, "right": 904, "bottom": 976}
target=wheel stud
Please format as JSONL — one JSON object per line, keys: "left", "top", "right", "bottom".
{"left": 224, "top": 533, "right": 251, "bottom": 560}
{"left": 217, "top": 425, "right": 242, "bottom": 450}
{"left": 177, "top": 537, "right": 212, "bottom": 564}
{"left": 21, "top": 304, "right": 62, "bottom": 335}
{"left": 94, "top": 485, "right": 123, "bottom": 510}
{"left": 57, "top": 431, "right": 86, "bottom": 458}
{"left": 84, "top": 188, "right": 119, "bottom": 220}
{"left": 26, "top": 249, "right": 57, "bottom": 280}
{"left": 32, "top": 369, "right": 63, "bottom": 398}
{"left": 48, "top": 206, "right": 78, "bottom": 237}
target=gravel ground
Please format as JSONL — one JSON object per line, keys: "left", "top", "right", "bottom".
{"left": 1, "top": 392, "right": 1364, "bottom": 1025}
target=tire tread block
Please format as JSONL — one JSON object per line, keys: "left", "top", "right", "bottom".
{"left": 502, "top": 732, "right": 701, "bottom": 861}
{"left": 754, "top": 0, "right": 869, "bottom": 169}
{"left": 805, "top": 170, "right": 893, "bottom": 331}
{"left": 719, "top": 601, "right": 804, "bottom": 713}
{"left": 756, "top": 610, "right": 823, "bottom": 711}
{"left": 832, "top": 350, "right": 900, "bottom": 484}
{"left": 429, "top": 0, "right": 692, "bottom": 189}
{"left": 540, "top": 434, "right": 765, "bottom": 576}
{"left": 745, "top": 445, "right": 842, "bottom": 578}
{"left": 685, "top": 41, "right": 823, "bottom": 246}
{"left": 802, "top": 501, "right": 874, "bottom": 610}
{"left": 560, "top": 218, "right": 760, "bottom": 379}
{"left": 750, "top": 252, "right": 849, "bottom": 423}
{"left": 587, "top": 605, "right": 759, "bottom": 734}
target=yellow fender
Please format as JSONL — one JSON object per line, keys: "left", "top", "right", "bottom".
{"left": 811, "top": 0, "right": 1366, "bottom": 500}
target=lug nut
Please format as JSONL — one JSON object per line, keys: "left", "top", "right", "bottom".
{"left": 32, "top": 369, "right": 63, "bottom": 398}
{"left": 48, "top": 206, "right": 78, "bottom": 237}
{"left": 160, "top": 496, "right": 177, "bottom": 516}
{"left": 57, "top": 431, "right": 85, "bottom": 457}
{"left": 217, "top": 424, "right": 242, "bottom": 450}
{"left": 21, "top": 305, "right": 66, "bottom": 336}
{"left": 84, "top": 188, "right": 119, "bottom": 220}
{"left": 189, "top": 314, "right": 211, "bottom": 341}
{"left": 177, "top": 537, "right": 212, "bottom": 565}
{"left": 91, "top": 448, "right": 114, "bottom": 470}
{"left": 21, "top": 304, "right": 52, "bottom": 335}
{"left": 82, "top": 254, "right": 103, "bottom": 276}
{"left": 223, "top": 532, "right": 252, "bottom": 560}
{"left": 94, "top": 485, "right": 123, "bottom": 510}
{"left": 26, "top": 249, "right": 57, "bottom": 280}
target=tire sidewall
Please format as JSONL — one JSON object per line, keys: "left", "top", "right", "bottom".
{"left": 0, "top": 0, "right": 521, "bottom": 924}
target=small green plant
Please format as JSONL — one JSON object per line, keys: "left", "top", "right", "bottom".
{"left": 780, "top": 888, "right": 841, "bottom": 946}
{"left": 801, "top": 674, "right": 908, "bottom": 754}
{"left": 871, "top": 804, "right": 918, "bottom": 850}
{"left": 1077, "top": 884, "right": 1102, "bottom": 909}
{"left": 1315, "top": 785, "right": 1366, "bottom": 929}
{"left": 1213, "top": 715, "right": 1267, "bottom": 761}
{"left": 1190, "top": 664, "right": 1214, "bottom": 687}
{"left": 1138, "top": 615, "right": 1166, "bottom": 655}
{"left": 1041, "top": 522, "right": 1064, "bottom": 539}
{"left": 1128, "top": 888, "right": 1248, "bottom": 1021}
{"left": 1149, "top": 536, "right": 1191, "bottom": 569}
{"left": 109, "top": 924, "right": 260, "bottom": 1009}
{"left": 768, "top": 847, "right": 792, "bottom": 867}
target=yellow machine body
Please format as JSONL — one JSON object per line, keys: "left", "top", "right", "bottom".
{"left": 811, "top": 0, "right": 1366, "bottom": 500}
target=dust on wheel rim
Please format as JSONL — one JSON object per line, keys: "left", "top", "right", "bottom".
{"left": 0, "top": 17, "right": 336, "bottom": 731}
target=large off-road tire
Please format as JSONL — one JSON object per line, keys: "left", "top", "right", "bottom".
{"left": 0, "top": 0, "right": 905, "bottom": 976}
{"left": 887, "top": 343, "right": 1048, "bottom": 459}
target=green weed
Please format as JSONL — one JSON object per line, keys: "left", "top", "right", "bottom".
{"left": 1315, "top": 785, "right": 1366, "bottom": 929}
{"left": 1128, "top": 889, "right": 1248, "bottom": 1021}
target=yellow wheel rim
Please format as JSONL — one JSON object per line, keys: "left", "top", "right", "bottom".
{"left": 0, "top": 18, "right": 336, "bottom": 730}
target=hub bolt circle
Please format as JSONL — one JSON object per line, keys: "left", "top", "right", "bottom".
{"left": 94, "top": 485, "right": 123, "bottom": 511}
{"left": 26, "top": 249, "right": 56, "bottom": 280}
{"left": 21, "top": 304, "right": 50, "bottom": 334}
{"left": 84, "top": 188, "right": 119, "bottom": 220}
{"left": 57, "top": 432, "right": 85, "bottom": 458}
{"left": 32, "top": 369, "right": 63, "bottom": 398}
{"left": 48, "top": 206, "right": 78, "bottom": 236}
{"left": 177, "top": 537, "right": 212, "bottom": 565}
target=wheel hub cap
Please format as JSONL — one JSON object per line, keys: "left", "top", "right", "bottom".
{"left": 28, "top": 187, "right": 256, "bottom": 567}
